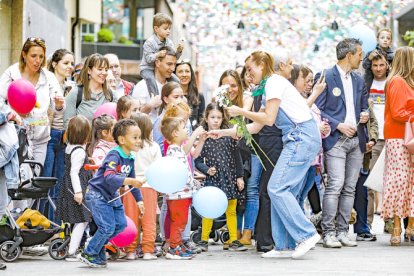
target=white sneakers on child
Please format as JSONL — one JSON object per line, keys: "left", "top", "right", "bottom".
{"left": 261, "top": 250, "right": 292, "bottom": 258}
{"left": 143, "top": 253, "right": 157, "bottom": 260}
{"left": 291, "top": 233, "right": 320, "bottom": 259}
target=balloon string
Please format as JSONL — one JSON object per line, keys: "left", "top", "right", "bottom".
{"left": 107, "top": 187, "right": 135, "bottom": 204}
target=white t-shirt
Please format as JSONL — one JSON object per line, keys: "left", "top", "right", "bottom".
{"left": 263, "top": 74, "right": 312, "bottom": 124}
{"left": 370, "top": 79, "right": 386, "bottom": 140}
{"left": 131, "top": 79, "right": 164, "bottom": 122}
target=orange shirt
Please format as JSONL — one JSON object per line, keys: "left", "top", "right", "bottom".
{"left": 384, "top": 76, "right": 414, "bottom": 139}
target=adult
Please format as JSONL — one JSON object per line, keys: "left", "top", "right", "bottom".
{"left": 382, "top": 46, "right": 414, "bottom": 246}
{"left": 218, "top": 69, "right": 260, "bottom": 245}
{"left": 273, "top": 47, "right": 294, "bottom": 80}
{"left": 0, "top": 37, "right": 63, "bottom": 167}
{"left": 104, "top": 53, "right": 134, "bottom": 100}
{"left": 42, "top": 49, "right": 75, "bottom": 223}
{"left": 315, "top": 38, "right": 369, "bottom": 248}
{"left": 175, "top": 59, "right": 205, "bottom": 129}
{"left": 225, "top": 51, "right": 321, "bottom": 259}
{"left": 131, "top": 46, "right": 176, "bottom": 122}
{"left": 64, "top": 53, "right": 113, "bottom": 128}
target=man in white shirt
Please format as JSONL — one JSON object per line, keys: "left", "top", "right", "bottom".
{"left": 131, "top": 46, "right": 177, "bottom": 122}
{"left": 104, "top": 53, "right": 134, "bottom": 100}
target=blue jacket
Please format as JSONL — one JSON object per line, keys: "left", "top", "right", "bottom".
{"left": 88, "top": 146, "right": 143, "bottom": 202}
{"left": 315, "top": 65, "right": 369, "bottom": 152}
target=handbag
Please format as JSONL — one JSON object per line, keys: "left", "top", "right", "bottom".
{"left": 404, "top": 116, "right": 414, "bottom": 154}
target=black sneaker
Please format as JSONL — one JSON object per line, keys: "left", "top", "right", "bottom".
{"left": 356, "top": 233, "right": 377, "bottom": 241}
{"left": 229, "top": 240, "right": 248, "bottom": 251}
{"left": 78, "top": 252, "right": 107, "bottom": 268}
{"left": 155, "top": 234, "right": 163, "bottom": 245}
{"left": 196, "top": 240, "right": 208, "bottom": 252}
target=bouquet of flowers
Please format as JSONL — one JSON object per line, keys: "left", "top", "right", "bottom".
{"left": 214, "top": 85, "right": 274, "bottom": 170}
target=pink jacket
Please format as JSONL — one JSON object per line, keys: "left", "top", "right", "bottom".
{"left": 92, "top": 139, "right": 117, "bottom": 166}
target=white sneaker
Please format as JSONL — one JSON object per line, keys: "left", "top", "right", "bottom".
{"left": 337, "top": 232, "right": 357, "bottom": 247}
{"left": 292, "top": 233, "right": 320, "bottom": 259}
{"left": 126, "top": 252, "right": 137, "bottom": 260}
{"left": 261, "top": 250, "right": 292, "bottom": 258}
{"left": 143, "top": 253, "right": 157, "bottom": 260}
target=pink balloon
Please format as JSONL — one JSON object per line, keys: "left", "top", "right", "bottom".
{"left": 7, "top": 79, "right": 37, "bottom": 114}
{"left": 109, "top": 216, "right": 137, "bottom": 248}
{"left": 93, "top": 102, "right": 118, "bottom": 120}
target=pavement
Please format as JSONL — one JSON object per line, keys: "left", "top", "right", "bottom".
{"left": 2, "top": 215, "right": 414, "bottom": 276}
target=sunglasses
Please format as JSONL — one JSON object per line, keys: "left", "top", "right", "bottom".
{"left": 25, "top": 37, "right": 45, "bottom": 46}
{"left": 177, "top": 58, "right": 191, "bottom": 65}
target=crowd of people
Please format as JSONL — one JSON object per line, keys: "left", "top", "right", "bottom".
{"left": 0, "top": 12, "right": 414, "bottom": 270}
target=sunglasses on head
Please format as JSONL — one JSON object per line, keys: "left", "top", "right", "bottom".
{"left": 177, "top": 58, "right": 191, "bottom": 65}
{"left": 25, "top": 37, "right": 45, "bottom": 45}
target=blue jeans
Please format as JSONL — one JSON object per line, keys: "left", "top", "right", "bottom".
{"left": 237, "top": 154, "right": 262, "bottom": 231}
{"left": 268, "top": 110, "right": 320, "bottom": 251}
{"left": 298, "top": 165, "right": 317, "bottom": 212}
{"left": 40, "top": 129, "right": 65, "bottom": 223}
{"left": 353, "top": 170, "right": 369, "bottom": 234}
{"left": 84, "top": 190, "right": 127, "bottom": 262}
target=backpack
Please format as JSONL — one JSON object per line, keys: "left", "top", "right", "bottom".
{"left": 75, "top": 85, "right": 114, "bottom": 109}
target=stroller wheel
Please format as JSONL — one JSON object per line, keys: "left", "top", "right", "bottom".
{"left": 0, "top": 241, "right": 22, "bottom": 262}
{"left": 211, "top": 230, "right": 220, "bottom": 242}
{"left": 219, "top": 230, "right": 230, "bottom": 244}
{"left": 190, "top": 229, "right": 201, "bottom": 243}
{"left": 48, "top": 239, "right": 68, "bottom": 260}
{"left": 105, "top": 244, "right": 120, "bottom": 261}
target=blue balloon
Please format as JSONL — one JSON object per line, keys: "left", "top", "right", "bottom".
{"left": 193, "top": 187, "right": 228, "bottom": 219}
{"left": 145, "top": 156, "right": 188, "bottom": 194}
{"left": 348, "top": 24, "right": 377, "bottom": 53}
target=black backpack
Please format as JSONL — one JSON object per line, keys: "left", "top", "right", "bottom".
{"left": 75, "top": 85, "right": 114, "bottom": 109}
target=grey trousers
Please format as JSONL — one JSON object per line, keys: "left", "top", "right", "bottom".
{"left": 322, "top": 137, "right": 363, "bottom": 236}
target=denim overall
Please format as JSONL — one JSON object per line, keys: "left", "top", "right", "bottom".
{"left": 266, "top": 106, "right": 321, "bottom": 251}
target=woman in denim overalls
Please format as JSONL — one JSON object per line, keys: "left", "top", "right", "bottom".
{"left": 225, "top": 51, "right": 321, "bottom": 259}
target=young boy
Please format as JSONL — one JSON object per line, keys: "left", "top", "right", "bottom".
{"left": 140, "top": 13, "right": 183, "bottom": 96}
{"left": 160, "top": 117, "right": 196, "bottom": 260}
{"left": 79, "top": 119, "right": 145, "bottom": 268}
{"left": 362, "top": 28, "right": 394, "bottom": 86}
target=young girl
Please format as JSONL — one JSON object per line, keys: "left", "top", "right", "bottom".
{"left": 194, "top": 103, "right": 246, "bottom": 252}
{"left": 116, "top": 95, "right": 141, "bottom": 120}
{"left": 160, "top": 117, "right": 196, "bottom": 260}
{"left": 130, "top": 113, "right": 162, "bottom": 260}
{"left": 55, "top": 115, "right": 92, "bottom": 261}
{"left": 89, "top": 114, "right": 117, "bottom": 166}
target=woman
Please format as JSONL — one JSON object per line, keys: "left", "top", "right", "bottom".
{"left": 218, "top": 51, "right": 321, "bottom": 258}
{"left": 0, "top": 37, "right": 62, "bottom": 167}
{"left": 42, "top": 49, "right": 75, "bottom": 222}
{"left": 175, "top": 60, "right": 205, "bottom": 129}
{"left": 218, "top": 69, "right": 260, "bottom": 245}
{"left": 382, "top": 46, "right": 414, "bottom": 246}
{"left": 64, "top": 53, "right": 113, "bottom": 128}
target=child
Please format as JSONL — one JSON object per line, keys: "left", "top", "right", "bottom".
{"left": 130, "top": 113, "right": 162, "bottom": 260}
{"left": 116, "top": 95, "right": 141, "bottom": 120}
{"left": 89, "top": 114, "right": 117, "bottom": 166}
{"left": 194, "top": 103, "right": 247, "bottom": 252}
{"left": 362, "top": 28, "right": 394, "bottom": 87}
{"left": 160, "top": 117, "right": 197, "bottom": 259}
{"left": 140, "top": 13, "right": 183, "bottom": 96}
{"left": 55, "top": 115, "right": 93, "bottom": 261}
{"left": 79, "top": 119, "right": 144, "bottom": 268}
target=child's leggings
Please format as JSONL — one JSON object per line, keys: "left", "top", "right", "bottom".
{"left": 167, "top": 198, "right": 192, "bottom": 248}
{"left": 201, "top": 199, "right": 237, "bottom": 243}
{"left": 140, "top": 187, "right": 158, "bottom": 253}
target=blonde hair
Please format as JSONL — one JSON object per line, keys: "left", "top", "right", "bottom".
{"left": 160, "top": 117, "right": 185, "bottom": 143}
{"left": 377, "top": 28, "right": 392, "bottom": 39}
{"left": 164, "top": 100, "right": 191, "bottom": 120}
{"left": 245, "top": 51, "right": 275, "bottom": 80}
{"left": 386, "top": 47, "right": 414, "bottom": 90}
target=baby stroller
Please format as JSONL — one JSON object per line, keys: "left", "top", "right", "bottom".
{"left": 0, "top": 126, "right": 64, "bottom": 262}
{"left": 189, "top": 206, "right": 229, "bottom": 244}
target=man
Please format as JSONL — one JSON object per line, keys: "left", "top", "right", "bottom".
{"left": 131, "top": 46, "right": 176, "bottom": 122}
{"left": 104, "top": 53, "right": 134, "bottom": 100}
{"left": 315, "top": 38, "right": 369, "bottom": 248}
{"left": 254, "top": 48, "right": 289, "bottom": 253}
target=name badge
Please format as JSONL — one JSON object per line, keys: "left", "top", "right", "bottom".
{"left": 332, "top": 87, "right": 341, "bottom": 97}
